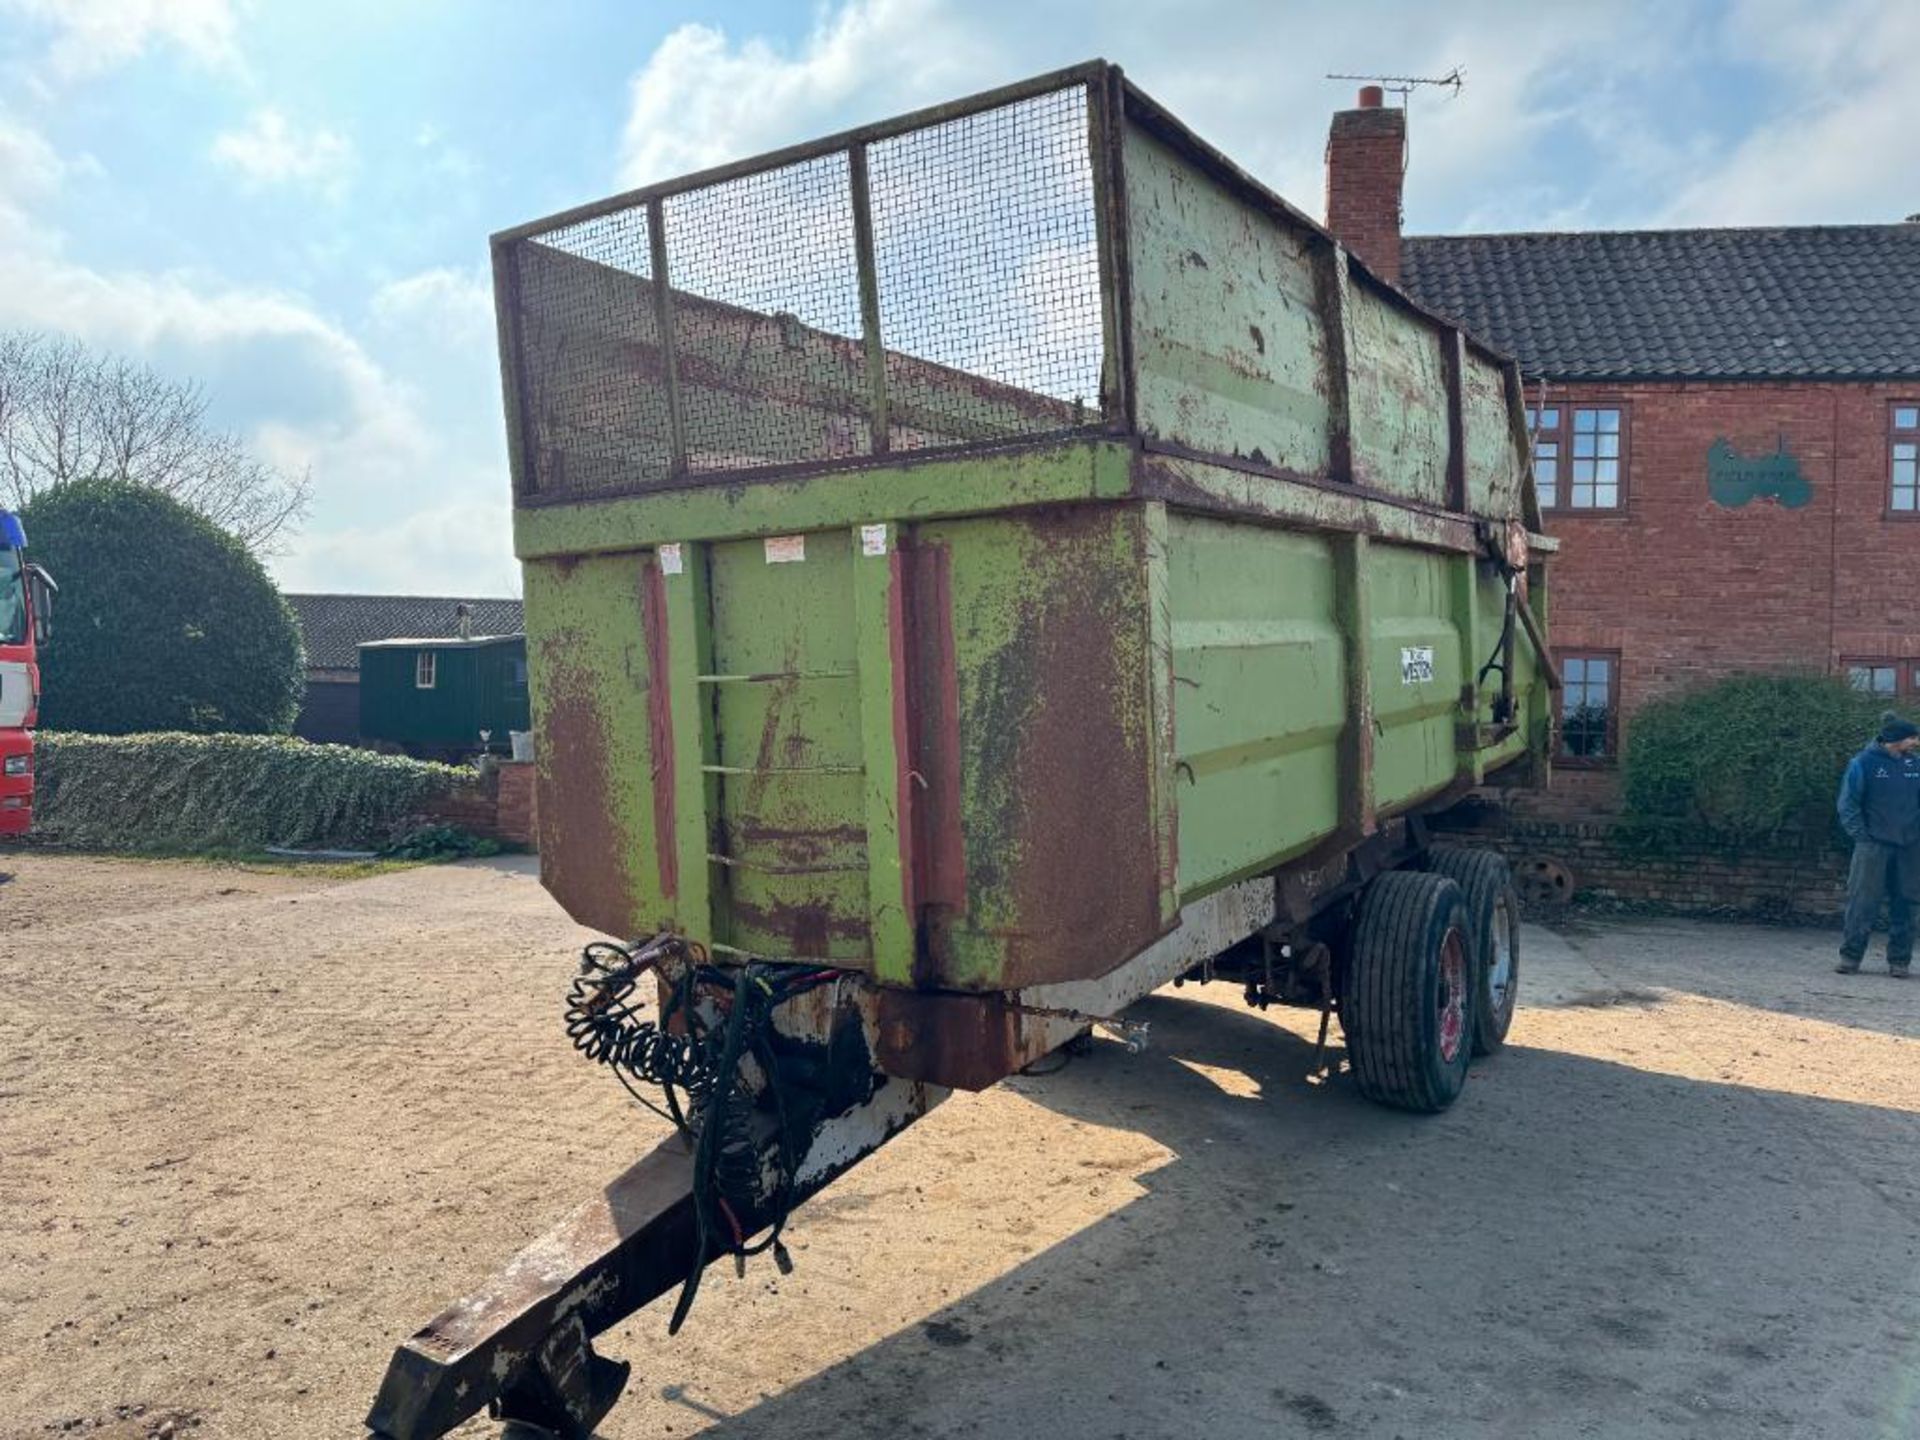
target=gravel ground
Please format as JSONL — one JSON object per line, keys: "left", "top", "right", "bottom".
{"left": 2, "top": 849, "right": 1917, "bottom": 1440}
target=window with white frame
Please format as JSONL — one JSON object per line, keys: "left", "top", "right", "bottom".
{"left": 1892, "top": 405, "right": 1918, "bottom": 514}
{"left": 415, "top": 651, "right": 437, "bottom": 689}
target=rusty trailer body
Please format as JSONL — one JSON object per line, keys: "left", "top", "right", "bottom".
{"left": 368, "top": 62, "right": 1555, "bottom": 1440}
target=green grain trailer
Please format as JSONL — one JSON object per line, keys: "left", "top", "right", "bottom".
{"left": 357, "top": 633, "right": 531, "bottom": 758}
{"left": 368, "top": 63, "right": 1558, "bottom": 1440}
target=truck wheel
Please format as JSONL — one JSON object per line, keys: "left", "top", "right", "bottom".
{"left": 1342, "top": 871, "right": 1473, "bottom": 1113}
{"left": 1425, "top": 846, "right": 1521, "bottom": 1056}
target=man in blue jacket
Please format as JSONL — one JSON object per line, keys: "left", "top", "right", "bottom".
{"left": 1836, "top": 711, "right": 1920, "bottom": 975}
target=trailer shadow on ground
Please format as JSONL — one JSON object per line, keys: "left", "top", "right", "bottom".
{"left": 660, "top": 989, "right": 1920, "bottom": 1440}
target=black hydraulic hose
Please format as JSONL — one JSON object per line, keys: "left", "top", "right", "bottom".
{"left": 668, "top": 965, "right": 759, "bottom": 1335}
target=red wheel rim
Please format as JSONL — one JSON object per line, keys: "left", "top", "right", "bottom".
{"left": 1437, "top": 928, "right": 1467, "bottom": 1063}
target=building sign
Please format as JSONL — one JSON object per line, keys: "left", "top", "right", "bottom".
{"left": 1707, "top": 437, "right": 1811, "bottom": 509}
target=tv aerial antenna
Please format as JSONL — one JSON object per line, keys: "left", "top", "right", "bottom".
{"left": 1324, "top": 67, "right": 1465, "bottom": 105}
{"left": 1325, "top": 68, "right": 1463, "bottom": 178}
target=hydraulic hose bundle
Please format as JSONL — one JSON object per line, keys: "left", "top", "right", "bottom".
{"left": 563, "top": 935, "right": 841, "bottom": 1331}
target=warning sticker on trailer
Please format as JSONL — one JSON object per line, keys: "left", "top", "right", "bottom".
{"left": 658, "top": 542, "right": 683, "bottom": 576}
{"left": 860, "top": 524, "right": 888, "bottom": 557}
{"left": 1401, "top": 646, "right": 1435, "bottom": 685}
{"left": 765, "top": 534, "right": 805, "bottom": 564}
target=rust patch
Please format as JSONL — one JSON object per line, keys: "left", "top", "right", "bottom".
{"left": 722, "top": 819, "right": 867, "bottom": 869}
{"left": 875, "top": 988, "right": 1029, "bottom": 1091}
{"left": 729, "top": 897, "right": 870, "bottom": 957}
{"left": 972, "top": 505, "right": 1167, "bottom": 989}
{"left": 903, "top": 542, "right": 966, "bottom": 913}
{"left": 640, "top": 554, "right": 678, "bottom": 900}
{"left": 536, "top": 600, "right": 646, "bottom": 938}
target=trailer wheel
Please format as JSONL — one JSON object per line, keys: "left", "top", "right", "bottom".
{"left": 1426, "top": 846, "right": 1521, "bottom": 1056}
{"left": 1342, "top": 871, "right": 1474, "bottom": 1113}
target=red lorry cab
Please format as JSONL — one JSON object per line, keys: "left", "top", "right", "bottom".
{"left": 0, "top": 511, "right": 54, "bottom": 836}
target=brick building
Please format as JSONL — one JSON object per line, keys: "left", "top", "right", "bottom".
{"left": 1327, "top": 90, "right": 1920, "bottom": 808}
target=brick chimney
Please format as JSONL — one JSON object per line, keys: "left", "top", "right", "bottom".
{"left": 1325, "top": 86, "right": 1407, "bottom": 283}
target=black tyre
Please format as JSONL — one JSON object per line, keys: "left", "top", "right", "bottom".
{"left": 1426, "top": 845, "right": 1521, "bottom": 1056}
{"left": 1341, "top": 870, "right": 1474, "bottom": 1113}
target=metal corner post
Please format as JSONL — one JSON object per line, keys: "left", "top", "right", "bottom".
{"left": 647, "top": 196, "right": 690, "bottom": 477}
{"left": 1088, "top": 64, "right": 1134, "bottom": 432}
{"left": 848, "top": 143, "right": 891, "bottom": 456}
{"left": 1317, "top": 243, "right": 1356, "bottom": 485}
{"left": 1441, "top": 327, "right": 1468, "bottom": 514}
{"left": 491, "top": 240, "right": 538, "bottom": 500}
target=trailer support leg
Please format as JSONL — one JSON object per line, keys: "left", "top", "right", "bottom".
{"left": 365, "top": 1078, "right": 943, "bottom": 1440}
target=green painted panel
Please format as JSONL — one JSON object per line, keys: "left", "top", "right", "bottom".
{"left": 1123, "top": 126, "right": 1332, "bottom": 475}
{"left": 848, "top": 522, "right": 915, "bottom": 984}
{"left": 660, "top": 544, "right": 717, "bottom": 939}
{"left": 521, "top": 552, "right": 662, "bottom": 939}
{"left": 1461, "top": 349, "right": 1525, "bottom": 517}
{"left": 1165, "top": 514, "right": 1343, "bottom": 898}
{"left": 1346, "top": 285, "right": 1448, "bottom": 505}
{"left": 514, "top": 441, "right": 1128, "bottom": 561}
{"left": 705, "top": 529, "right": 871, "bottom": 962}
{"left": 1366, "top": 545, "right": 1462, "bottom": 812}
{"left": 916, "top": 504, "right": 1162, "bottom": 990}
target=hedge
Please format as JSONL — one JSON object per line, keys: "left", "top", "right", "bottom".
{"left": 29, "top": 732, "right": 469, "bottom": 852}
{"left": 1620, "top": 673, "right": 1890, "bottom": 850}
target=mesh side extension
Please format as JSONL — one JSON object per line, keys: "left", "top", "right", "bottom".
{"left": 664, "top": 153, "right": 870, "bottom": 473}
{"left": 515, "top": 208, "right": 675, "bottom": 497}
{"left": 869, "top": 85, "right": 1102, "bottom": 450}
{"left": 503, "top": 76, "right": 1108, "bottom": 500}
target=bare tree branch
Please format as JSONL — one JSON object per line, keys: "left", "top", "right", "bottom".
{"left": 0, "top": 330, "right": 311, "bottom": 552}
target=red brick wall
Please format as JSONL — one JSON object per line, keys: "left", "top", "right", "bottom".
{"left": 1434, "top": 801, "right": 1848, "bottom": 921}
{"left": 1540, "top": 379, "right": 1920, "bottom": 793}
{"left": 419, "top": 761, "right": 538, "bottom": 848}
{"left": 1325, "top": 101, "right": 1405, "bottom": 283}
{"left": 496, "top": 761, "right": 537, "bottom": 848}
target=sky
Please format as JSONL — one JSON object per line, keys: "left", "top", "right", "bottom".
{"left": 1, "top": 0, "right": 1914, "bottom": 597}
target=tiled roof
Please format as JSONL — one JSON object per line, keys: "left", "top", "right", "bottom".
{"left": 1400, "top": 224, "right": 1920, "bottom": 381}
{"left": 288, "top": 593, "right": 524, "bottom": 673}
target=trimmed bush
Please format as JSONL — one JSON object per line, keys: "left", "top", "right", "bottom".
{"left": 1621, "top": 673, "right": 1888, "bottom": 846}
{"left": 32, "top": 732, "right": 468, "bottom": 852}
{"left": 22, "top": 477, "right": 304, "bottom": 735}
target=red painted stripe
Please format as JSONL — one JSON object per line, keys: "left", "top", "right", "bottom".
{"left": 906, "top": 544, "right": 966, "bottom": 909}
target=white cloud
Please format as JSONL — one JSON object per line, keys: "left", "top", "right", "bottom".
{"left": 272, "top": 498, "right": 519, "bottom": 597}
{"left": 618, "top": 0, "right": 994, "bottom": 187}
{"left": 1658, "top": 0, "right": 1920, "bottom": 225}
{"left": 0, "top": 119, "right": 511, "bottom": 594}
{"left": 211, "top": 108, "right": 354, "bottom": 198}
{"left": 0, "top": 0, "right": 240, "bottom": 85}
{"left": 0, "top": 114, "right": 64, "bottom": 197}
{"left": 412, "top": 122, "right": 479, "bottom": 182}
{"left": 609, "top": 0, "right": 1711, "bottom": 238}
{"left": 371, "top": 267, "right": 495, "bottom": 347}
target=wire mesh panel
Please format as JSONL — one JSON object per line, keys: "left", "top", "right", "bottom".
{"left": 514, "top": 207, "right": 675, "bottom": 497}
{"left": 501, "top": 72, "right": 1111, "bottom": 501}
{"left": 662, "top": 152, "right": 870, "bottom": 472}
{"left": 868, "top": 84, "right": 1104, "bottom": 450}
